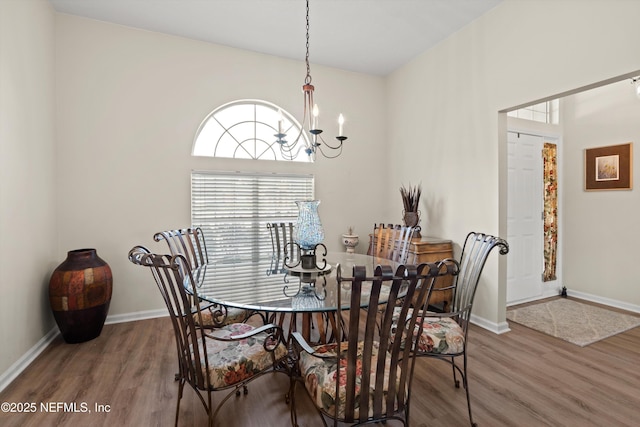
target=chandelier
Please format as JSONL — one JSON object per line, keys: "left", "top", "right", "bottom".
{"left": 275, "top": 0, "right": 347, "bottom": 160}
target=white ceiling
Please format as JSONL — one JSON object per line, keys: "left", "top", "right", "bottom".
{"left": 49, "top": 0, "right": 502, "bottom": 76}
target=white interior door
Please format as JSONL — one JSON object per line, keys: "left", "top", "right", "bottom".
{"left": 507, "top": 131, "right": 545, "bottom": 303}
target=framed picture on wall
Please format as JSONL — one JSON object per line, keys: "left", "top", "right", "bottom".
{"left": 585, "top": 143, "right": 633, "bottom": 190}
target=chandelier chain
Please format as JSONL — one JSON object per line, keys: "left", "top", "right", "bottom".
{"left": 305, "top": 0, "right": 312, "bottom": 85}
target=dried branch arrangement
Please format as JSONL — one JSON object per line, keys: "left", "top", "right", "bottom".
{"left": 400, "top": 183, "right": 422, "bottom": 212}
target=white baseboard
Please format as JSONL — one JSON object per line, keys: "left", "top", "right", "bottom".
{"left": 0, "top": 309, "right": 168, "bottom": 394}
{"left": 470, "top": 314, "right": 511, "bottom": 334}
{"left": 0, "top": 327, "right": 59, "bottom": 393}
{"left": 506, "top": 288, "right": 562, "bottom": 307}
{"left": 104, "top": 309, "right": 168, "bottom": 325}
{"left": 564, "top": 289, "right": 640, "bottom": 314}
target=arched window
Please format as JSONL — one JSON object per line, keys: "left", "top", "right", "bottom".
{"left": 192, "top": 99, "right": 311, "bottom": 162}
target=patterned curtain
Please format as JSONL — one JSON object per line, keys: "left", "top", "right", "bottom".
{"left": 543, "top": 143, "right": 557, "bottom": 281}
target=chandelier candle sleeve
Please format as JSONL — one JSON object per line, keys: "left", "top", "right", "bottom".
{"left": 312, "top": 104, "right": 319, "bottom": 130}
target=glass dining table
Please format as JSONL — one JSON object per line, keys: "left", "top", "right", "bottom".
{"left": 186, "top": 251, "right": 400, "bottom": 343}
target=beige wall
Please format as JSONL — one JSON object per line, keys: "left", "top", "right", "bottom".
{"left": 563, "top": 80, "right": 640, "bottom": 308}
{"left": 54, "top": 15, "right": 388, "bottom": 317}
{"left": 387, "top": 0, "right": 640, "bottom": 327}
{"left": 0, "top": 0, "right": 57, "bottom": 377}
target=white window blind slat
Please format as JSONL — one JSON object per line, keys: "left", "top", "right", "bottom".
{"left": 191, "top": 171, "right": 314, "bottom": 263}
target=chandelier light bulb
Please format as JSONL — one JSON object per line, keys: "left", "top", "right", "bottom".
{"left": 338, "top": 114, "right": 344, "bottom": 136}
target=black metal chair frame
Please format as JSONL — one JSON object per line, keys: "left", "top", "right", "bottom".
{"left": 154, "top": 227, "right": 209, "bottom": 270}
{"left": 154, "top": 227, "right": 255, "bottom": 327}
{"left": 369, "top": 223, "right": 418, "bottom": 264}
{"left": 267, "top": 221, "right": 328, "bottom": 340}
{"left": 267, "top": 222, "right": 298, "bottom": 261}
{"left": 417, "top": 231, "right": 509, "bottom": 427}
{"left": 128, "top": 246, "right": 287, "bottom": 427}
{"left": 289, "top": 260, "right": 458, "bottom": 426}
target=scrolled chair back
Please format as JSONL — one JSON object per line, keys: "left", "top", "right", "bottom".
{"left": 451, "top": 232, "right": 510, "bottom": 331}
{"left": 369, "top": 223, "right": 418, "bottom": 264}
{"left": 154, "top": 227, "right": 255, "bottom": 327}
{"left": 291, "top": 260, "right": 458, "bottom": 426}
{"left": 266, "top": 222, "right": 299, "bottom": 265}
{"left": 128, "top": 245, "right": 210, "bottom": 388}
{"left": 153, "top": 227, "right": 208, "bottom": 270}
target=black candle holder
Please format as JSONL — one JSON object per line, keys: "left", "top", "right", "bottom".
{"left": 284, "top": 243, "right": 328, "bottom": 271}
{"left": 282, "top": 274, "right": 328, "bottom": 300}
{"left": 283, "top": 242, "right": 331, "bottom": 300}
{"left": 274, "top": 128, "right": 348, "bottom": 159}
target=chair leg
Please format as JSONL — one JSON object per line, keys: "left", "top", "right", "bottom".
{"left": 451, "top": 356, "right": 461, "bottom": 388}
{"left": 462, "top": 352, "right": 476, "bottom": 427}
{"left": 289, "top": 376, "right": 329, "bottom": 427}
{"left": 207, "top": 389, "right": 214, "bottom": 427}
{"left": 289, "top": 378, "right": 299, "bottom": 427}
{"left": 175, "top": 379, "right": 185, "bottom": 427}
{"left": 235, "top": 384, "right": 249, "bottom": 396}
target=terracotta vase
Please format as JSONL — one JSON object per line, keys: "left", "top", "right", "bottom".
{"left": 49, "top": 249, "right": 113, "bottom": 343}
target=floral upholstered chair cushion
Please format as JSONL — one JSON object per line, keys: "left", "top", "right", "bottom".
{"left": 391, "top": 308, "right": 465, "bottom": 355}
{"left": 197, "top": 323, "right": 287, "bottom": 389}
{"left": 194, "top": 305, "right": 249, "bottom": 328}
{"left": 298, "top": 341, "right": 402, "bottom": 420}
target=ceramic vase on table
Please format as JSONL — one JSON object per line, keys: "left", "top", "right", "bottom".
{"left": 342, "top": 226, "right": 359, "bottom": 254}
{"left": 49, "top": 248, "right": 113, "bottom": 343}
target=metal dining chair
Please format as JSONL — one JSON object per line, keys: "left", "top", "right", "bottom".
{"left": 412, "top": 232, "right": 509, "bottom": 427}
{"left": 369, "top": 223, "right": 417, "bottom": 264}
{"left": 267, "top": 222, "right": 300, "bottom": 275}
{"left": 267, "top": 222, "right": 298, "bottom": 259}
{"left": 289, "top": 261, "right": 458, "bottom": 426}
{"left": 154, "top": 227, "right": 208, "bottom": 270}
{"left": 266, "top": 221, "right": 325, "bottom": 341}
{"left": 128, "top": 246, "right": 288, "bottom": 427}
{"left": 154, "top": 227, "right": 250, "bottom": 327}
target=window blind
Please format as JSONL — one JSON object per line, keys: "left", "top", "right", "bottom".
{"left": 191, "top": 171, "right": 314, "bottom": 263}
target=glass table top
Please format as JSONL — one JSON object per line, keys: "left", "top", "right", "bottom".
{"left": 186, "top": 251, "right": 401, "bottom": 313}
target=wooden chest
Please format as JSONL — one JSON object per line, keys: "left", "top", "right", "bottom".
{"left": 408, "top": 237, "right": 454, "bottom": 311}
{"left": 368, "top": 235, "right": 454, "bottom": 311}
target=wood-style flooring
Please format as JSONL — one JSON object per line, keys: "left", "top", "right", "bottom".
{"left": 1, "top": 297, "right": 639, "bottom": 426}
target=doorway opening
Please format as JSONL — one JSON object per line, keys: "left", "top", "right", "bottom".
{"left": 499, "top": 68, "right": 640, "bottom": 315}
